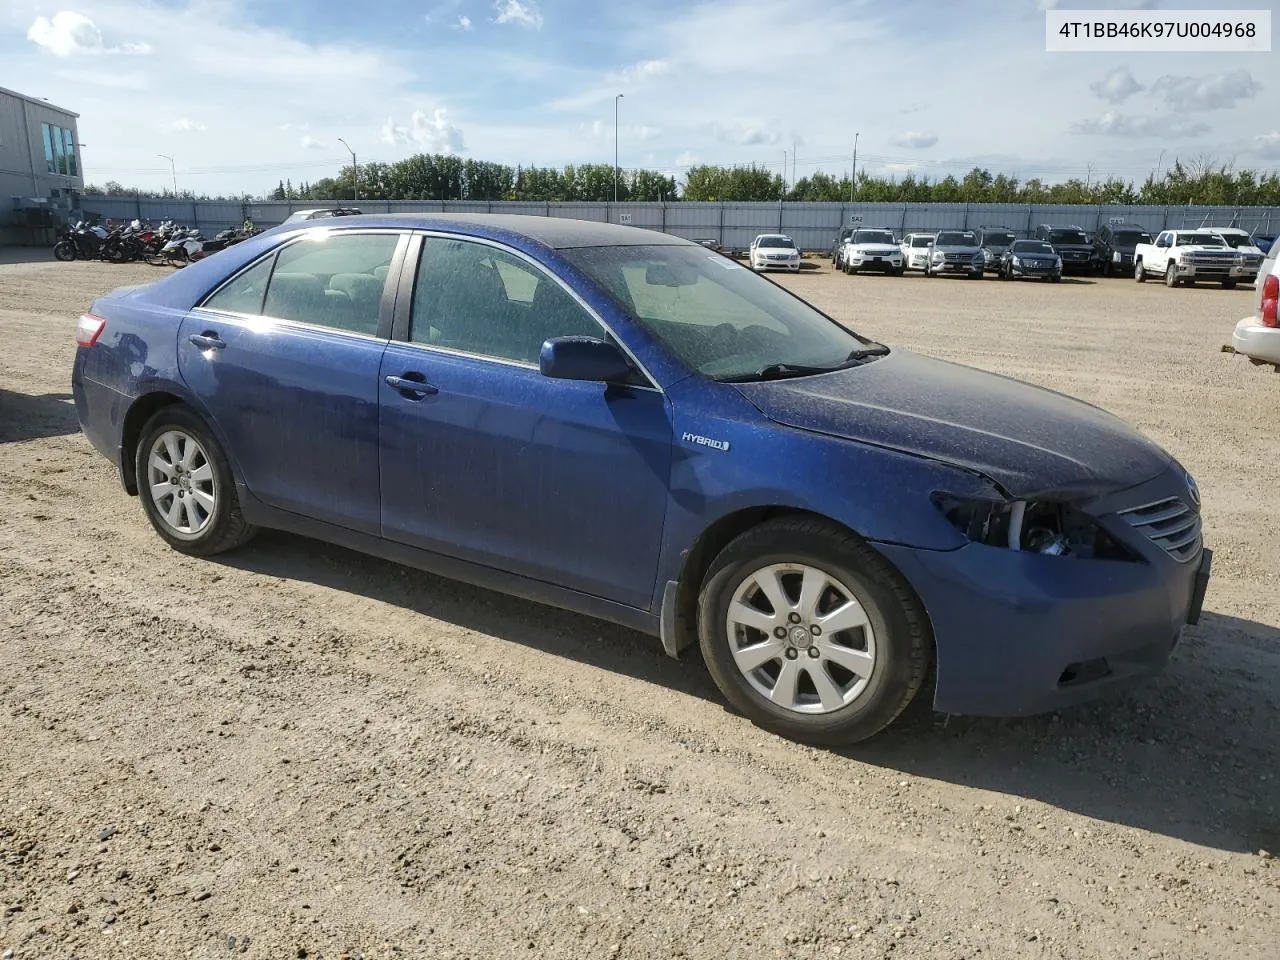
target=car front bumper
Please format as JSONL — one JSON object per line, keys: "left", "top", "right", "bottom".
{"left": 929, "top": 261, "right": 981, "bottom": 275}
{"left": 905, "top": 253, "right": 931, "bottom": 270}
{"left": 1232, "top": 317, "right": 1280, "bottom": 365}
{"left": 847, "top": 257, "right": 902, "bottom": 272}
{"left": 876, "top": 468, "right": 1210, "bottom": 717}
{"left": 754, "top": 258, "right": 800, "bottom": 272}
{"left": 1174, "top": 261, "right": 1248, "bottom": 279}
{"left": 1008, "top": 262, "right": 1061, "bottom": 280}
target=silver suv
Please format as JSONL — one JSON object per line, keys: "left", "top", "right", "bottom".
{"left": 925, "top": 230, "right": 984, "bottom": 280}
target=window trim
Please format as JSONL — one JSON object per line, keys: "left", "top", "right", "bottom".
{"left": 193, "top": 229, "right": 410, "bottom": 342}
{"left": 393, "top": 230, "right": 661, "bottom": 392}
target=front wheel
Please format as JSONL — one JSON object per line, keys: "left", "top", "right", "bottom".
{"left": 1222, "top": 279, "right": 1237, "bottom": 289}
{"left": 53, "top": 241, "right": 75, "bottom": 262}
{"left": 1135, "top": 260, "right": 1147, "bottom": 283}
{"left": 697, "top": 517, "right": 930, "bottom": 745}
{"left": 1165, "top": 264, "right": 1179, "bottom": 288}
{"left": 135, "top": 406, "right": 256, "bottom": 556}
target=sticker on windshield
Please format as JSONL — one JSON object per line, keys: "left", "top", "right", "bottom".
{"left": 708, "top": 256, "right": 744, "bottom": 270}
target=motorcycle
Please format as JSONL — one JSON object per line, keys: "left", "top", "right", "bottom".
{"left": 52, "top": 220, "right": 107, "bottom": 261}
{"left": 101, "top": 219, "right": 147, "bottom": 264}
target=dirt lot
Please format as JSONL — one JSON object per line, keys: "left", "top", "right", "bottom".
{"left": 1, "top": 254, "right": 1277, "bottom": 960}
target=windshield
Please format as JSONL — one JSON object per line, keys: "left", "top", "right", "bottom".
{"left": 1112, "top": 230, "right": 1150, "bottom": 246}
{"left": 562, "top": 244, "right": 880, "bottom": 381}
{"left": 910, "top": 236, "right": 934, "bottom": 247}
{"left": 1179, "top": 233, "right": 1226, "bottom": 247}
{"left": 757, "top": 236, "right": 795, "bottom": 249}
{"left": 1012, "top": 240, "right": 1055, "bottom": 255}
{"left": 1215, "top": 233, "right": 1251, "bottom": 248}
{"left": 852, "top": 230, "right": 895, "bottom": 245}
{"left": 936, "top": 231, "right": 977, "bottom": 246}
{"left": 1048, "top": 229, "right": 1088, "bottom": 245}
{"left": 981, "top": 231, "right": 1015, "bottom": 246}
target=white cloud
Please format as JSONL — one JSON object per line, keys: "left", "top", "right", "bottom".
{"left": 493, "top": 0, "right": 542, "bottom": 28}
{"left": 1070, "top": 111, "right": 1210, "bottom": 138}
{"left": 279, "top": 122, "right": 310, "bottom": 132}
{"left": 27, "top": 10, "right": 149, "bottom": 57}
{"left": 675, "top": 151, "right": 700, "bottom": 169}
{"left": 890, "top": 131, "right": 938, "bottom": 149}
{"left": 1090, "top": 66, "right": 1144, "bottom": 105}
{"left": 1256, "top": 132, "right": 1280, "bottom": 155}
{"left": 1152, "top": 70, "right": 1262, "bottom": 112}
{"left": 456, "top": 15, "right": 473, "bottom": 30}
{"left": 607, "top": 59, "right": 669, "bottom": 85}
{"left": 707, "top": 120, "right": 784, "bottom": 146}
{"left": 300, "top": 135, "right": 325, "bottom": 150}
{"left": 170, "top": 118, "right": 206, "bottom": 132}
{"left": 585, "top": 121, "right": 660, "bottom": 141}
{"left": 381, "top": 108, "right": 465, "bottom": 154}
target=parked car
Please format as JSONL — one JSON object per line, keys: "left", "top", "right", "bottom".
{"left": 975, "top": 226, "right": 1017, "bottom": 274}
{"left": 1253, "top": 235, "right": 1276, "bottom": 254}
{"left": 71, "top": 214, "right": 1211, "bottom": 745}
{"left": 924, "top": 230, "right": 984, "bottom": 279}
{"left": 280, "top": 207, "right": 364, "bottom": 225}
{"left": 1134, "top": 230, "right": 1247, "bottom": 288}
{"left": 1211, "top": 228, "right": 1266, "bottom": 284}
{"left": 750, "top": 234, "right": 801, "bottom": 272}
{"left": 839, "top": 228, "right": 904, "bottom": 276}
{"left": 831, "top": 226, "right": 855, "bottom": 266}
{"left": 1034, "top": 224, "right": 1094, "bottom": 274}
{"left": 1092, "top": 223, "right": 1152, "bottom": 277}
{"left": 998, "top": 239, "right": 1062, "bottom": 282}
{"left": 1229, "top": 242, "right": 1280, "bottom": 370}
{"left": 693, "top": 238, "right": 727, "bottom": 256}
{"left": 899, "top": 233, "right": 936, "bottom": 272}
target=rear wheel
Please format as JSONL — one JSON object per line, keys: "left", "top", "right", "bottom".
{"left": 1165, "top": 264, "right": 1179, "bottom": 288}
{"left": 697, "top": 517, "right": 930, "bottom": 745}
{"left": 135, "top": 406, "right": 256, "bottom": 556}
{"left": 1135, "top": 260, "right": 1147, "bottom": 282}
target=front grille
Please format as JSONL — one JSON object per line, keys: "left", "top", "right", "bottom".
{"left": 1117, "top": 497, "right": 1201, "bottom": 562}
{"left": 1189, "top": 254, "right": 1234, "bottom": 266}
{"left": 943, "top": 253, "right": 973, "bottom": 263}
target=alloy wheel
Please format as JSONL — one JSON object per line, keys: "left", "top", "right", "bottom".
{"left": 725, "top": 563, "right": 877, "bottom": 714}
{"left": 146, "top": 430, "right": 217, "bottom": 538}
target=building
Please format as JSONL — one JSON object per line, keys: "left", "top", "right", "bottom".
{"left": 0, "top": 85, "right": 82, "bottom": 245}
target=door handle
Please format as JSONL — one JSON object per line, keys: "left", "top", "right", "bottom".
{"left": 385, "top": 374, "right": 438, "bottom": 397}
{"left": 188, "top": 333, "right": 226, "bottom": 351}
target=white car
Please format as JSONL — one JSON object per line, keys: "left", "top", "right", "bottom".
{"left": 900, "top": 233, "right": 936, "bottom": 272}
{"left": 1230, "top": 245, "right": 1280, "bottom": 370}
{"left": 1134, "top": 230, "right": 1249, "bottom": 288}
{"left": 839, "top": 228, "right": 904, "bottom": 275}
{"left": 749, "top": 234, "right": 800, "bottom": 272}
{"left": 1212, "top": 228, "right": 1266, "bottom": 284}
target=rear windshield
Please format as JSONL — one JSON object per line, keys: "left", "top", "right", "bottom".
{"left": 1178, "top": 233, "right": 1225, "bottom": 247}
{"left": 1216, "top": 233, "right": 1252, "bottom": 248}
{"left": 910, "top": 236, "right": 934, "bottom": 247}
{"left": 1112, "top": 230, "right": 1150, "bottom": 245}
{"left": 1047, "top": 229, "right": 1088, "bottom": 245}
{"left": 1011, "top": 240, "right": 1055, "bottom": 255}
{"left": 981, "top": 231, "right": 1015, "bottom": 246}
{"left": 852, "top": 230, "right": 895, "bottom": 245}
{"left": 757, "top": 236, "right": 795, "bottom": 249}
{"left": 936, "top": 231, "right": 977, "bottom": 246}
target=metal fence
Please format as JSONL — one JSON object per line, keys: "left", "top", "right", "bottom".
{"left": 78, "top": 196, "right": 1280, "bottom": 252}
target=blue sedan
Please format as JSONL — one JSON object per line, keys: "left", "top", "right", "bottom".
{"left": 71, "top": 215, "right": 1211, "bottom": 743}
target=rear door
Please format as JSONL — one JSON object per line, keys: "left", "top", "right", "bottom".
{"left": 178, "top": 230, "right": 408, "bottom": 534}
{"left": 377, "top": 234, "right": 673, "bottom": 609}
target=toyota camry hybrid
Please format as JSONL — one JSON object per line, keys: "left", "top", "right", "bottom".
{"left": 71, "top": 215, "right": 1212, "bottom": 744}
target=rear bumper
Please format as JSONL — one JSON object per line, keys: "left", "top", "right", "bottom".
{"left": 71, "top": 353, "right": 128, "bottom": 479}
{"left": 1232, "top": 318, "right": 1280, "bottom": 364}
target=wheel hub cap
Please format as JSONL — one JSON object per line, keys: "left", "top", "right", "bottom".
{"left": 146, "top": 430, "right": 216, "bottom": 538}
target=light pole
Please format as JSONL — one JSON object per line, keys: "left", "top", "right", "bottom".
{"left": 614, "top": 93, "right": 624, "bottom": 203}
{"left": 158, "top": 154, "right": 177, "bottom": 195}
{"left": 337, "top": 137, "right": 358, "bottom": 203}
{"left": 849, "top": 132, "right": 859, "bottom": 203}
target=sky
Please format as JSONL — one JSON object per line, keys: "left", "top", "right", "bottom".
{"left": 3, "top": 0, "right": 1278, "bottom": 196}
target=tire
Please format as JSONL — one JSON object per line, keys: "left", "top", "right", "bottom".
{"left": 1050, "top": 275, "right": 1062, "bottom": 283}
{"left": 1222, "top": 279, "right": 1237, "bottom": 289}
{"left": 1165, "top": 264, "right": 1179, "bottom": 288}
{"left": 1134, "top": 260, "right": 1147, "bottom": 283}
{"left": 53, "top": 241, "right": 75, "bottom": 262}
{"left": 1000, "top": 266, "right": 1011, "bottom": 281}
{"left": 697, "top": 516, "right": 931, "bottom": 745}
{"left": 135, "top": 405, "right": 256, "bottom": 556}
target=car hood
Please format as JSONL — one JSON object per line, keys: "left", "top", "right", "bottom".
{"left": 732, "top": 349, "right": 1170, "bottom": 499}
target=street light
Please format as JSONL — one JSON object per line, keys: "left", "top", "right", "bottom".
{"left": 157, "top": 154, "right": 177, "bottom": 195}
{"left": 337, "top": 137, "right": 358, "bottom": 203}
{"left": 614, "top": 93, "right": 624, "bottom": 204}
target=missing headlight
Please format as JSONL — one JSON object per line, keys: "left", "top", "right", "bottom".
{"left": 933, "top": 494, "right": 1139, "bottom": 561}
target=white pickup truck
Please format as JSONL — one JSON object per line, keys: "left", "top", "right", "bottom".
{"left": 1134, "top": 230, "right": 1251, "bottom": 288}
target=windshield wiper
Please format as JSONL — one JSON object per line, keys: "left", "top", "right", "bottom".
{"left": 845, "top": 345, "right": 889, "bottom": 362}
{"left": 718, "top": 363, "right": 835, "bottom": 383}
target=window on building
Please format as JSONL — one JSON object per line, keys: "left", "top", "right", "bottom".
{"left": 42, "top": 123, "right": 55, "bottom": 174}
{"left": 62, "top": 128, "right": 77, "bottom": 177}
{"left": 40, "top": 121, "right": 79, "bottom": 177}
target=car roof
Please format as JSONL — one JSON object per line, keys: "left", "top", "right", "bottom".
{"left": 274, "top": 213, "right": 691, "bottom": 249}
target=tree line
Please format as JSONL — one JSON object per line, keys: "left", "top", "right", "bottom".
{"left": 82, "top": 153, "right": 1280, "bottom": 207}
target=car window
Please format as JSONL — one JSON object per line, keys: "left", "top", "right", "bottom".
{"left": 910, "top": 236, "right": 933, "bottom": 247}
{"left": 259, "top": 232, "right": 399, "bottom": 336}
{"left": 409, "top": 237, "right": 603, "bottom": 364}
{"left": 203, "top": 255, "right": 275, "bottom": 315}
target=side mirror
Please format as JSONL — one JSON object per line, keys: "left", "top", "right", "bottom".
{"left": 540, "top": 336, "right": 634, "bottom": 384}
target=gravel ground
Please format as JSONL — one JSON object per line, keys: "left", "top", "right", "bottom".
{"left": 1, "top": 253, "right": 1277, "bottom": 960}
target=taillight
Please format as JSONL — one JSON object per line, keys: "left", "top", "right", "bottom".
{"left": 1262, "top": 275, "right": 1278, "bottom": 328}
{"left": 76, "top": 313, "right": 106, "bottom": 347}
